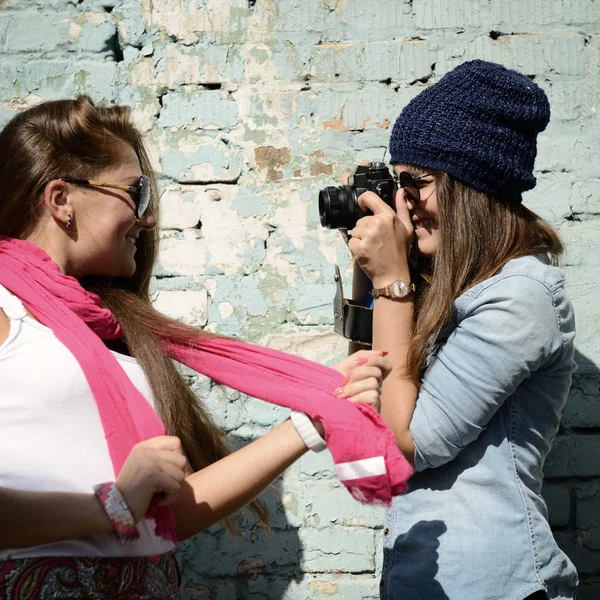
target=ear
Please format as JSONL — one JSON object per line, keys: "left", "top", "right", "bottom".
{"left": 41, "top": 179, "right": 74, "bottom": 227}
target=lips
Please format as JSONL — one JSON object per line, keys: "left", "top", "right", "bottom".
{"left": 413, "top": 218, "right": 433, "bottom": 230}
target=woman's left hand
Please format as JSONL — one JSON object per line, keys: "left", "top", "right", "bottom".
{"left": 332, "top": 349, "right": 392, "bottom": 411}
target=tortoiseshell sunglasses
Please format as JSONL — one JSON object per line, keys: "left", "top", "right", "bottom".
{"left": 58, "top": 176, "right": 150, "bottom": 220}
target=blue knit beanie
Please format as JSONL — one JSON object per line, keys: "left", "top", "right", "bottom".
{"left": 388, "top": 60, "right": 550, "bottom": 203}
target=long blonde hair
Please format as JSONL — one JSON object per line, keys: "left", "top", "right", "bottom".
{"left": 0, "top": 96, "right": 268, "bottom": 529}
{"left": 407, "top": 172, "right": 563, "bottom": 382}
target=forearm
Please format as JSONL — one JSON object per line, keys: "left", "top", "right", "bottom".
{"left": 0, "top": 487, "right": 112, "bottom": 550}
{"left": 173, "top": 419, "right": 309, "bottom": 540}
{"left": 372, "top": 294, "right": 417, "bottom": 463}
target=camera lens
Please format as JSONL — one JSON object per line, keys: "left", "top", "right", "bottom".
{"left": 318, "top": 185, "right": 358, "bottom": 229}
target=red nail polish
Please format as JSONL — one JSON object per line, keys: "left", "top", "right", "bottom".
{"left": 379, "top": 350, "right": 389, "bottom": 356}
{"left": 354, "top": 357, "right": 368, "bottom": 365}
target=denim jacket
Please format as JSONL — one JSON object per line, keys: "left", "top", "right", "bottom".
{"left": 381, "top": 255, "right": 578, "bottom": 600}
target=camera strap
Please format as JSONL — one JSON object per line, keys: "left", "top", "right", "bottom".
{"left": 333, "top": 265, "right": 373, "bottom": 346}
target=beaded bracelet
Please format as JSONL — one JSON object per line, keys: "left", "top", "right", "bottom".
{"left": 93, "top": 482, "right": 140, "bottom": 544}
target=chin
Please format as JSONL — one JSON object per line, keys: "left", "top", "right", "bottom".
{"left": 417, "top": 242, "right": 436, "bottom": 257}
{"left": 100, "top": 259, "right": 137, "bottom": 279}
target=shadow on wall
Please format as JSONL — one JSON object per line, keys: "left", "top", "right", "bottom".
{"left": 545, "top": 349, "right": 600, "bottom": 600}
{"left": 175, "top": 452, "right": 302, "bottom": 600}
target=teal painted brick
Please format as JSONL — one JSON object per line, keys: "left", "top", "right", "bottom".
{"left": 545, "top": 435, "right": 600, "bottom": 478}
{"left": 273, "top": 0, "right": 336, "bottom": 35}
{"left": 0, "top": 12, "right": 71, "bottom": 53}
{"left": 333, "top": 0, "right": 415, "bottom": 42}
{"left": 158, "top": 90, "right": 238, "bottom": 130}
{"left": 298, "top": 449, "right": 336, "bottom": 480}
{"left": 178, "top": 573, "right": 381, "bottom": 600}
{"left": 150, "top": 41, "right": 244, "bottom": 87}
{"left": 310, "top": 43, "right": 365, "bottom": 83}
{"left": 178, "top": 528, "right": 304, "bottom": 576}
{"left": 542, "top": 482, "right": 572, "bottom": 527}
{"left": 179, "top": 576, "right": 238, "bottom": 600}
{"left": 553, "top": 532, "right": 600, "bottom": 575}
{"left": 282, "top": 480, "right": 385, "bottom": 529}
{"left": 414, "top": 0, "right": 600, "bottom": 32}
{"left": 537, "top": 123, "right": 600, "bottom": 176}
{"left": 435, "top": 33, "right": 589, "bottom": 77}
{"left": 570, "top": 179, "right": 600, "bottom": 216}
{"left": 0, "top": 58, "right": 117, "bottom": 101}
{"left": 525, "top": 172, "right": 573, "bottom": 226}
{"left": 546, "top": 81, "right": 600, "bottom": 122}
{"left": 75, "top": 17, "right": 118, "bottom": 54}
{"left": 157, "top": 132, "right": 243, "bottom": 183}
{"left": 293, "top": 84, "right": 401, "bottom": 132}
{"left": 562, "top": 372, "right": 600, "bottom": 428}
{"left": 0, "top": 107, "right": 17, "bottom": 129}
{"left": 575, "top": 482, "right": 600, "bottom": 550}
{"left": 113, "top": 0, "right": 146, "bottom": 47}
{"left": 272, "top": 32, "right": 321, "bottom": 80}
{"left": 300, "top": 526, "right": 376, "bottom": 573}
{"left": 0, "top": 11, "right": 116, "bottom": 55}
{"left": 273, "top": 0, "right": 415, "bottom": 42}
{"left": 363, "top": 39, "right": 432, "bottom": 83}
{"left": 145, "top": 0, "right": 250, "bottom": 45}
{"left": 250, "top": 574, "right": 380, "bottom": 599}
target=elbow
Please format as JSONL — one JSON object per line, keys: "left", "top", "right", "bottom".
{"left": 395, "top": 430, "right": 416, "bottom": 468}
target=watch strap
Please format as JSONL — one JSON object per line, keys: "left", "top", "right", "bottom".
{"left": 371, "top": 280, "right": 415, "bottom": 299}
{"left": 333, "top": 265, "right": 373, "bottom": 346}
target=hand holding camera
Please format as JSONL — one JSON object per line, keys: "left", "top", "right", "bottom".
{"left": 319, "top": 162, "right": 413, "bottom": 287}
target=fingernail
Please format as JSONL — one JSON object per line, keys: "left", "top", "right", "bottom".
{"left": 354, "top": 357, "right": 368, "bottom": 365}
{"left": 378, "top": 350, "right": 389, "bottom": 356}
{"left": 333, "top": 388, "right": 348, "bottom": 398}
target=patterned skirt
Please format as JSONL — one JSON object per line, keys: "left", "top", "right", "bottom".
{"left": 0, "top": 552, "right": 180, "bottom": 599}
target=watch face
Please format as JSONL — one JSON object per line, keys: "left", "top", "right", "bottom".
{"left": 391, "top": 280, "right": 410, "bottom": 297}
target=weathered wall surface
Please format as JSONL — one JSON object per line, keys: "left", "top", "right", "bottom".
{"left": 1, "top": 0, "right": 599, "bottom": 597}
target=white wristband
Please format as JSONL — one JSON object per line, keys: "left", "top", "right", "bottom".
{"left": 290, "top": 411, "right": 327, "bottom": 452}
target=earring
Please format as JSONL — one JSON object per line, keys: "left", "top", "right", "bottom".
{"left": 66, "top": 214, "right": 72, "bottom": 229}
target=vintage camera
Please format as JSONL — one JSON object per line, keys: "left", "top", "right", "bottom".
{"left": 318, "top": 162, "right": 397, "bottom": 230}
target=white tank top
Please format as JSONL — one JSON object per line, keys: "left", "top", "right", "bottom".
{"left": 0, "top": 283, "right": 176, "bottom": 558}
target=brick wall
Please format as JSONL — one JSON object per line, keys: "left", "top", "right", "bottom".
{"left": 1, "top": 0, "right": 598, "bottom": 597}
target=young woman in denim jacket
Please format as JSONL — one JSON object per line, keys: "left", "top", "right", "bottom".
{"left": 347, "top": 60, "right": 578, "bottom": 599}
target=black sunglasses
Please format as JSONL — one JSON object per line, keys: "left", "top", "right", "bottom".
{"left": 58, "top": 176, "right": 151, "bottom": 220}
{"left": 392, "top": 171, "right": 435, "bottom": 205}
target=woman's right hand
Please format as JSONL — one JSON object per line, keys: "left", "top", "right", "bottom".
{"left": 116, "top": 436, "right": 191, "bottom": 522}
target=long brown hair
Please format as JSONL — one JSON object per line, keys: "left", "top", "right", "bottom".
{"left": 0, "top": 96, "right": 268, "bottom": 529}
{"left": 407, "top": 172, "right": 563, "bottom": 382}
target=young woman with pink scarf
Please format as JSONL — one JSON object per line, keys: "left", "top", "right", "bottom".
{"left": 0, "top": 96, "right": 412, "bottom": 598}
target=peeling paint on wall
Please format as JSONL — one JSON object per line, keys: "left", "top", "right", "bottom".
{"left": 1, "top": 0, "right": 599, "bottom": 597}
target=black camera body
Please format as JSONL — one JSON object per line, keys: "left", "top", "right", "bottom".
{"left": 318, "top": 162, "right": 397, "bottom": 230}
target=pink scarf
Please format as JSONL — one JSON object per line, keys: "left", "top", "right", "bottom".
{"left": 0, "top": 238, "right": 412, "bottom": 542}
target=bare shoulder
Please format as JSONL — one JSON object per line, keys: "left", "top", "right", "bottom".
{"left": 0, "top": 308, "right": 10, "bottom": 345}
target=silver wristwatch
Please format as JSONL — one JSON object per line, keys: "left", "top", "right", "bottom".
{"left": 371, "top": 280, "right": 415, "bottom": 299}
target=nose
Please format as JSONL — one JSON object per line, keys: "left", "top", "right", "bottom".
{"left": 137, "top": 208, "right": 157, "bottom": 231}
